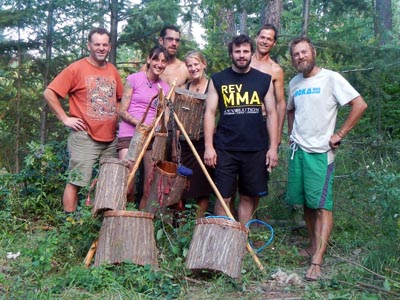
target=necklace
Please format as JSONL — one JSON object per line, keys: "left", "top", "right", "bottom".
{"left": 146, "top": 71, "right": 157, "bottom": 88}
{"left": 190, "top": 79, "right": 208, "bottom": 93}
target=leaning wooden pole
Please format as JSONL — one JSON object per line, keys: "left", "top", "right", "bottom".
{"left": 173, "top": 112, "right": 264, "bottom": 271}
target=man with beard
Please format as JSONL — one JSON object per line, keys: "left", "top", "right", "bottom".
{"left": 251, "top": 24, "right": 286, "bottom": 145}
{"left": 286, "top": 37, "right": 367, "bottom": 280}
{"left": 204, "top": 34, "right": 279, "bottom": 224}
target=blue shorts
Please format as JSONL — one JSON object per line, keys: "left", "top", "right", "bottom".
{"left": 214, "top": 149, "right": 269, "bottom": 198}
{"left": 285, "top": 145, "right": 335, "bottom": 211}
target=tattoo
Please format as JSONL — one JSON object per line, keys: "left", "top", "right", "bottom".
{"left": 120, "top": 82, "right": 136, "bottom": 125}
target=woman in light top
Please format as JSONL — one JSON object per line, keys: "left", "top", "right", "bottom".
{"left": 117, "top": 45, "right": 170, "bottom": 207}
{"left": 176, "top": 50, "right": 213, "bottom": 218}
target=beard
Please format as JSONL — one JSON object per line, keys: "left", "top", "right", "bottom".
{"left": 294, "top": 54, "right": 316, "bottom": 75}
{"left": 232, "top": 57, "right": 251, "bottom": 70}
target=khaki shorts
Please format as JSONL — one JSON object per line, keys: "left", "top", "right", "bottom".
{"left": 67, "top": 130, "right": 117, "bottom": 187}
{"left": 285, "top": 145, "right": 335, "bottom": 211}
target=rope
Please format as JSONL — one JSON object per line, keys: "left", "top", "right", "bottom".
{"left": 245, "top": 219, "right": 274, "bottom": 254}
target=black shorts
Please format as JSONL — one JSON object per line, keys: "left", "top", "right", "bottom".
{"left": 214, "top": 149, "right": 269, "bottom": 198}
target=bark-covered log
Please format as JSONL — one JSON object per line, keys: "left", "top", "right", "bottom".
{"left": 92, "top": 158, "right": 129, "bottom": 215}
{"left": 174, "top": 87, "right": 206, "bottom": 141}
{"left": 94, "top": 210, "right": 158, "bottom": 268}
{"left": 186, "top": 217, "right": 248, "bottom": 279}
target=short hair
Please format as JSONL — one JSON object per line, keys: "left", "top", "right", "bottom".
{"left": 289, "top": 36, "right": 315, "bottom": 57}
{"left": 184, "top": 50, "right": 207, "bottom": 66}
{"left": 88, "top": 28, "right": 110, "bottom": 42}
{"left": 160, "top": 25, "right": 181, "bottom": 38}
{"left": 228, "top": 34, "right": 254, "bottom": 55}
{"left": 256, "top": 23, "right": 278, "bottom": 42}
{"left": 146, "top": 45, "right": 170, "bottom": 69}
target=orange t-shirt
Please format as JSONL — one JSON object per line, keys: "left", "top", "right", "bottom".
{"left": 47, "top": 58, "right": 123, "bottom": 142}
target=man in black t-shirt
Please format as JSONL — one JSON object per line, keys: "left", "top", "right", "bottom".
{"left": 204, "top": 34, "right": 279, "bottom": 224}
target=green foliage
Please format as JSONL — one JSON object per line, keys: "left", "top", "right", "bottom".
{"left": 118, "top": 0, "right": 181, "bottom": 58}
{"left": 0, "top": 141, "right": 67, "bottom": 219}
{"left": 1, "top": 139, "right": 400, "bottom": 298}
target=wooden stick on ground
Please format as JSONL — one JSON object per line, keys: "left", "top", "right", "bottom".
{"left": 173, "top": 112, "right": 264, "bottom": 271}
{"left": 83, "top": 239, "right": 98, "bottom": 268}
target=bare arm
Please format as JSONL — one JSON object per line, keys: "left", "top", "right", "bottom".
{"left": 264, "top": 83, "right": 279, "bottom": 170}
{"left": 119, "top": 81, "right": 140, "bottom": 126}
{"left": 273, "top": 66, "right": 286, "bottom": 145}
{"left": 330, "top": 95, "right": 368, "bottom": 148}
{"left": 287, "top": 108, "right": 295, "bottom": 138}
{"left": 43, "top": 88, "right": 87, "bottom": 131}
{"left": 204, "top": 79, "right": 218, "bottom": 168}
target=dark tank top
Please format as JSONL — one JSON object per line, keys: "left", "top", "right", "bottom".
{"left": 211, "top": 67, "right": 271, "bottom": 151}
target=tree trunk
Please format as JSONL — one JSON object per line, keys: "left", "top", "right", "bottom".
{"left": 239, "top": 9, "right": 248, "bottom": 35}
{"left": 109, "top": 0, "right": 118, "bottom": 65}
{"left": 219, "top": 8, "right": 235, "bottom": 43}
{"left": 40, "top": 2, "right": 54, "bottom": 144}
{"left": 98, "top": 0, "right": 105, "bottom": 28}
{"left": 262, "top": 0, "right": 283, "bottom": 30}
{"left": 15, "top": 28, "right": 21, "bottom": 173}
{"left": 375, "top": 0, "right": 392, "bottom": 45}
{"left": 302, "top": 0, "right": 311, "bottom": 37}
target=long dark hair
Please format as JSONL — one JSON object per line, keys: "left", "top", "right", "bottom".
{"left": 146, "top": 45, "right": 170, "bottom": 69}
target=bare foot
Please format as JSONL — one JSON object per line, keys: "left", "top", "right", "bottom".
{"left": 305, "top": 263, "right": 322, "bottom": 281}
{"left": 299, "top": 248, "right": 313, "bottom": 258}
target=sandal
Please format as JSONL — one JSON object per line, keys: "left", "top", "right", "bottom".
{"left": 305, "top": 263, "right": 322, "bottom": 281}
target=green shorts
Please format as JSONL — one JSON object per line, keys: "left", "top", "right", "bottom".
{"left": 67, "top": 130, "right": 118, "bottom": 187}
{"left": 285, "top": 145, "right": 335, "bottom": 211}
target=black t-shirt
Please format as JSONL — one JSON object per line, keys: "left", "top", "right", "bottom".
{"left": 211, "top": 67, "right": 271, "bottom": 151}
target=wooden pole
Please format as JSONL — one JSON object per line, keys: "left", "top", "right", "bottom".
{"left": 126, "top": 80, "right": 177, "bottom": 187}
{"left": 172, "top": 112, "right": 264, "bottom": 271}
{"left": 83, "top": 239, "right": 98, "bottom": 268}
{"left": 126, "top": 111, "right": 164, "bottom": 187}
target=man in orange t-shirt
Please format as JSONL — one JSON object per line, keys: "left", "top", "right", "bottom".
{"left": 43, "top": 28, "right": 123, "bottom": 215}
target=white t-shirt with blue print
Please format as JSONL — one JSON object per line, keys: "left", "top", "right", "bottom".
{"left": 288, "top": 68, "right": 360, "bottom": 153}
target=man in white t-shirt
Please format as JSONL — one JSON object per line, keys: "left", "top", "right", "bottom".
{"left": 286, "top": 37, "right": 367, "bottom": 281}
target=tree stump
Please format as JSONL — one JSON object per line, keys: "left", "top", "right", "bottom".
{"left": 94, "top": 210, "right": 158, "bottom": 268}
{"left": 185, "top": 217, "right": 248, "bottom": 279}
{"left": 92, "top": 158, "right": 129, "bottom": 215}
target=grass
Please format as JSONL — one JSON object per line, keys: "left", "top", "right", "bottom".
{"left": 0, "top": 140, "right": 399, "bottom": 299}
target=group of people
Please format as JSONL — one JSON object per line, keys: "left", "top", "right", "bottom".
{"left": 43, "top": 24, "right": 367, "bottom": 281}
